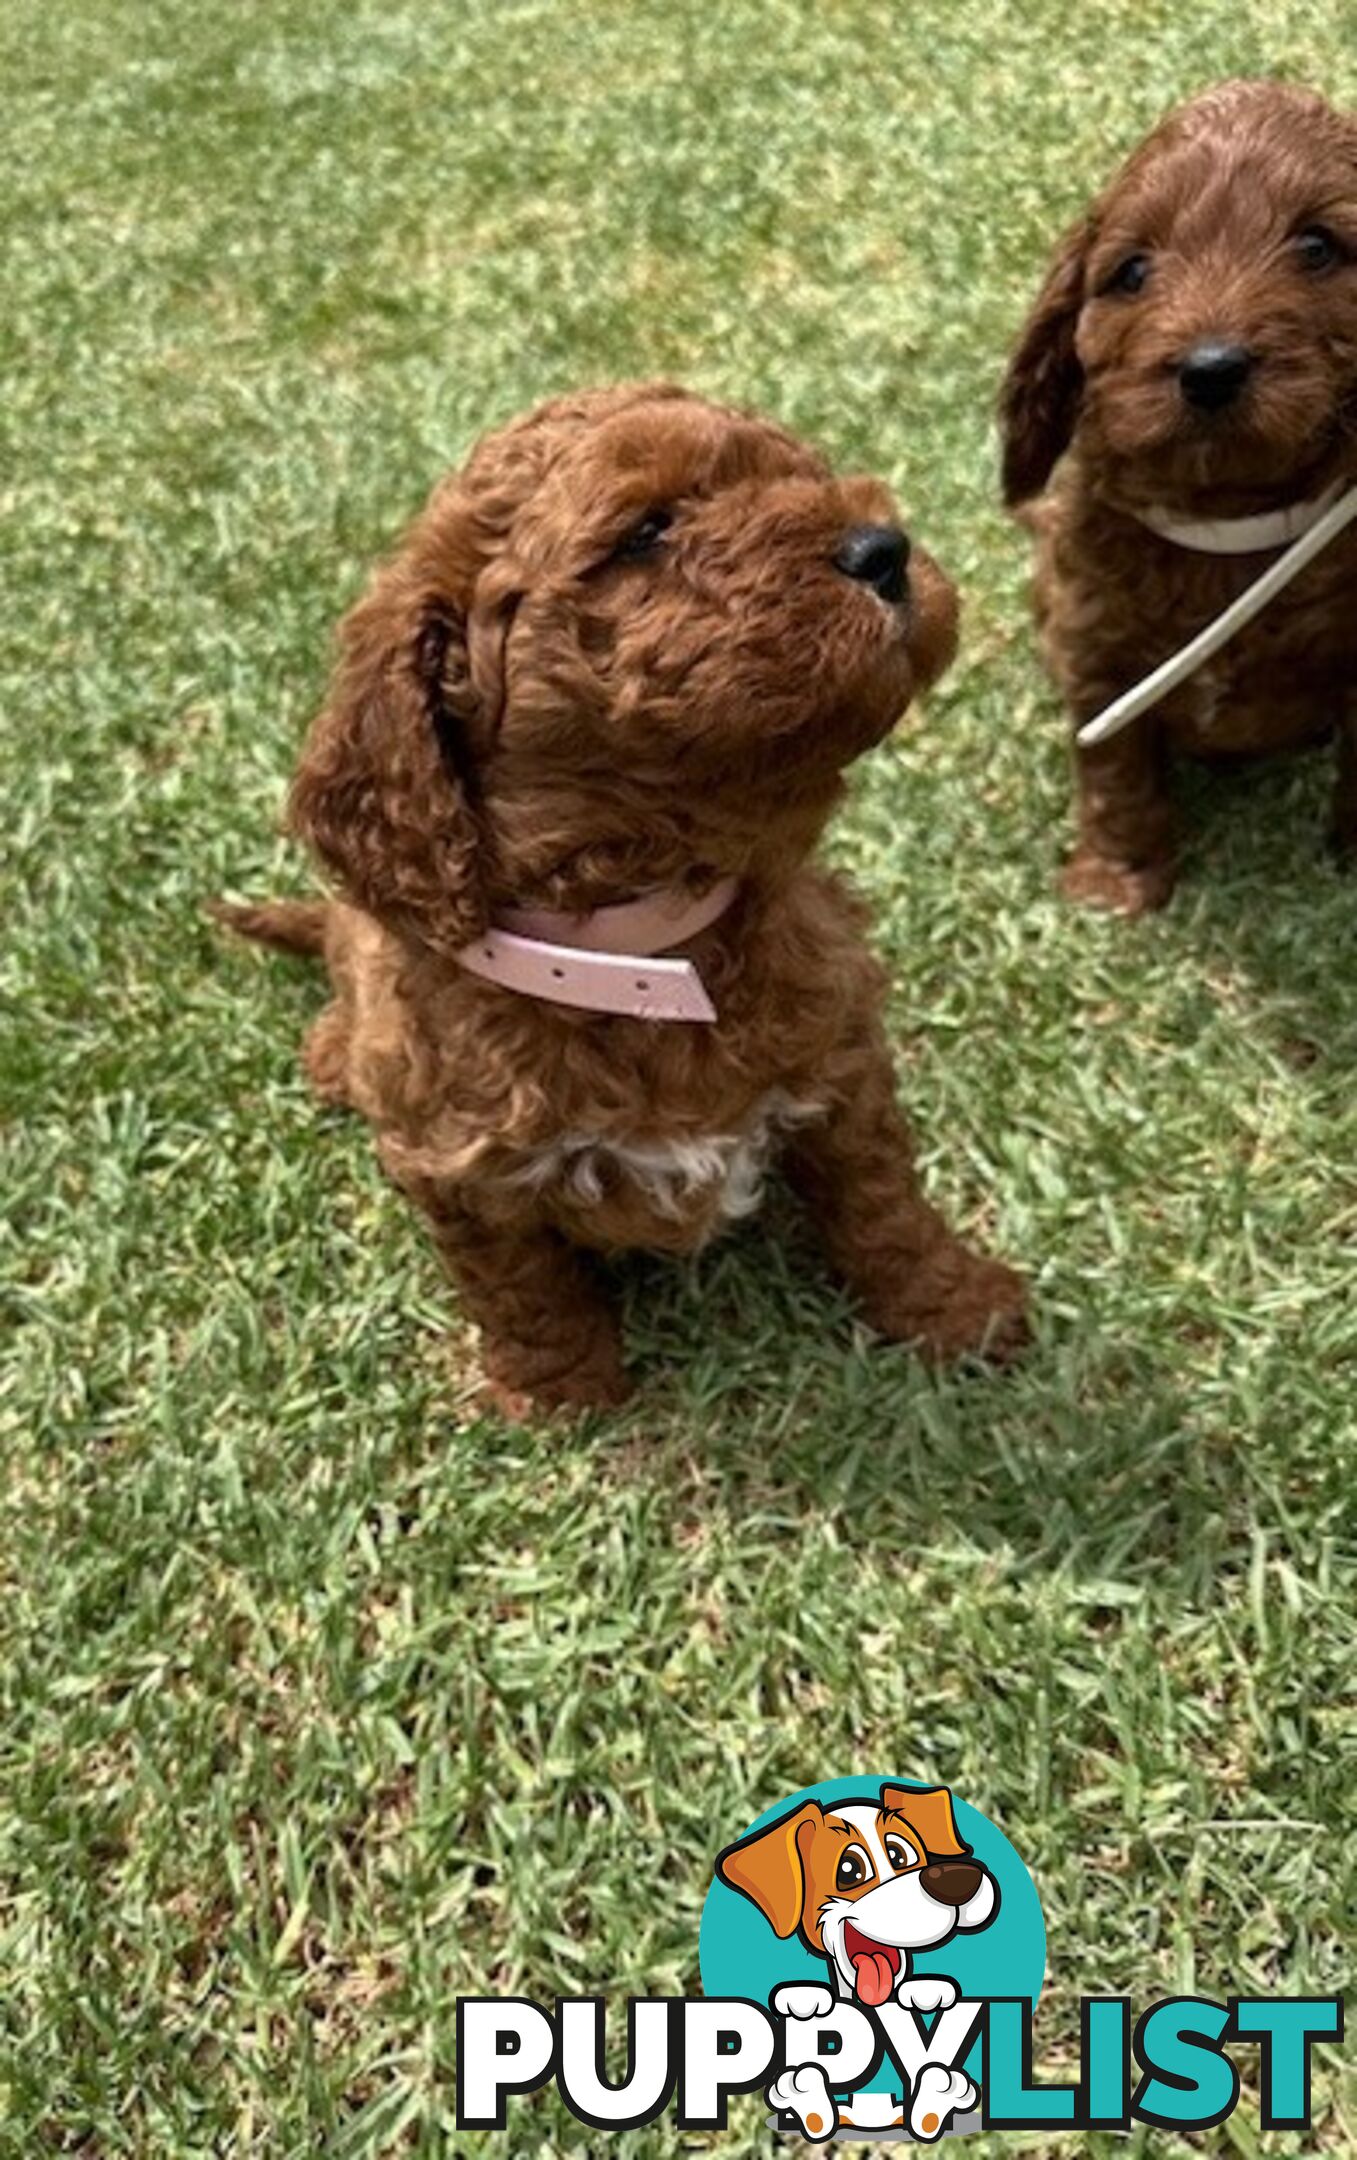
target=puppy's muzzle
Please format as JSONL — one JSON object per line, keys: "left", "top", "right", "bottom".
{"left": 834, "top": 522, "right": 911, "bottom": 604}
{"left": 920, "top": 1860, "right": 983, "bottom": 1907}
{"left": 1178, "top": 340, "right": 1256, "bottom": 413}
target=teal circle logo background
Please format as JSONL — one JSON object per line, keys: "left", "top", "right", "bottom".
{"left": 699, "top": 1777, "right": 1045, "bottom": 2094}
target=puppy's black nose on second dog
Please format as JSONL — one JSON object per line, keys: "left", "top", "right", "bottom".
{"left": 835, "top": 523, "right": 911, "bottom": 603}
{"left": 1179, "top": 340, "right": 1256, "bottom": 411}
{"left": 920, "top": 1860, "right": 983, "bottom": 1906}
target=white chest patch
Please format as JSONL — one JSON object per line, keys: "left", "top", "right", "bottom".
{"left": 501, "top": 1090, "right": 825, "bottom": 1224}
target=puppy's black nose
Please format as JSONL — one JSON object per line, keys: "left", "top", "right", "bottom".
{"left": 1178, "top": 340, "right": 1256, "bottom": 412}
{"left": 920, "top": 1861, "right": 983, "bottom": 1907}
{"left": 834, "top": 523, "right": 911, "bottom": 604}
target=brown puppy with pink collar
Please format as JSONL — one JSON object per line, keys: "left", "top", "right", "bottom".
{"left": 220, "top": 383, "right": 1027, "bottom": 1412}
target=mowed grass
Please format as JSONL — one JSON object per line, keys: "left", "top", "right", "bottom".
{"left": 2, "top": 0, "right": 1355, "bottom": 2152}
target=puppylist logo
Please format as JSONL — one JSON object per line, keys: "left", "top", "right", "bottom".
{"left": 703, "top": 1778, "right": 1026, "bottom": 2139}
{"left": 456, "top": 1776, "right": 1343, "bottom": 2141}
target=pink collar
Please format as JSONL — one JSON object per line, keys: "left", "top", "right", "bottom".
{"left": 457, "top": 877, "right": 740, "bottom": 1022}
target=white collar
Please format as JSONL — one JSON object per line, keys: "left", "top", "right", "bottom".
{"left": 1133, "top": 480, "right": 1346, "bottom": 555}
{"left": 1079, "top": 482, "right": 1357, "bottom": 747}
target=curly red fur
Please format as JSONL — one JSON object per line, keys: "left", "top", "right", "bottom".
{"left": 1001, "top": 80, "right": 1357, "bottom": 913}
{"left": 222, "top": 383, "right": 1026, "bottom": 1410}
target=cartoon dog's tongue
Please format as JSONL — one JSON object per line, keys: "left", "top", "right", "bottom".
{"left": 844, "top": 1923, "right": 900, "bottom": 2006}
{"left": 853, "top": 1949, "right": 896, "bottom": 2006}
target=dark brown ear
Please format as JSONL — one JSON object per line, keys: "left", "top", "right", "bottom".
{"left": 999, "top": 217, "right": 1093, "bottom": 506}
{"left": 290, "top": 501, "right": 498, "bottom": 956}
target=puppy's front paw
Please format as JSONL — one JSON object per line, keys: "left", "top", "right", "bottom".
{"left": 895, "top": 1975, "right": 957, "bottom": 2014}
{"left": 772, "top": 1983, "right": 836, "bottom": 2021}
{"left": 482, "top": 1338, "right": 634, "bottom": 1420}
{"left": 1061, "top": 847, "right": 1176, "bottom": 916}
{"left": 868, "top": 1235, "right": 1028, "bottom": 1365}
{"left": 888, "top": 1251, "right": 1030, "bottom": 1368}
{"left": 768, "top": 2064, "right": 837, "bottom": 2143}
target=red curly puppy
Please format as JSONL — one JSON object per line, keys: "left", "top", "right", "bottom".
{"left": 1001, "top": 80, "right": 1357, "bottom": 914}
{"left": 220, "top": 383, "right": 1026, "bottom": 1412}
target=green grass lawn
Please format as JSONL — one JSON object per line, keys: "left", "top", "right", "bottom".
{"left": 3, "top": 1, "right": 1355, "bottom": 2152}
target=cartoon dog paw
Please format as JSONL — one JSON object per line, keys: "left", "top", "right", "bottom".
{"left": 894, "top": 1974, "right": 958, "bottom": 2014}
{"left": 772, "top": 1982, "right": 836, "bottom": 2021}
{"left": 910, "top": 2063, "right": 976, "bottom": 2141}
{"left": 768, "top": 2063, "right": 838, "bottom": 2143}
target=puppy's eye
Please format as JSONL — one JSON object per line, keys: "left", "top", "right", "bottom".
{"left": 610, "top": 507, "right": 674, "bottom": 562}
{"left": 1105, "top": 252, "right": 1151, "bottom": 297}
{"left": 884, "top": 1836, "right": 919, "bottom": 1873}
{"left": 835, "top": 1846, "right": 871, "bottom": 1892}
{"left": 1293, "top": 225, "right": 1345, "bottom": 274}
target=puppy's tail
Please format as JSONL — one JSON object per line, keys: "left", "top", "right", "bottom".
{"left": 209, "top": 897, "right": 329, "bottom": 958}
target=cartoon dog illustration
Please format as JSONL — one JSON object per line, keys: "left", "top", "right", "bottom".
{"left": 716, "top": 1784, "right": 998, "bottom": 2141}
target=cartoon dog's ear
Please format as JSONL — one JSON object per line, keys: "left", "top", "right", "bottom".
{"left": 882, "top": 1784, "right": 968, "bottom": 1860}
{"left": 290, "top": 492, "right": 506, "bottom": 957}
{"left": 998, "top": 217, "right": 1093, "bottom": 507}
{"left": 716, "top": 1803, "right": 822, "bottom": 1939}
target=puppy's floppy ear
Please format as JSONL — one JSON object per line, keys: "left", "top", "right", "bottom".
{"left": 882, "top": 1784, "right": 968, "bottom": 1860}
{"left": 716, "top": 1802, "right": 822, "bottom": 1939}
{"left": 999, "top": 217, "right": 1093, "bottom": 506}
{"left": 290, "top": 494, "right": 502, "bottom": 956}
